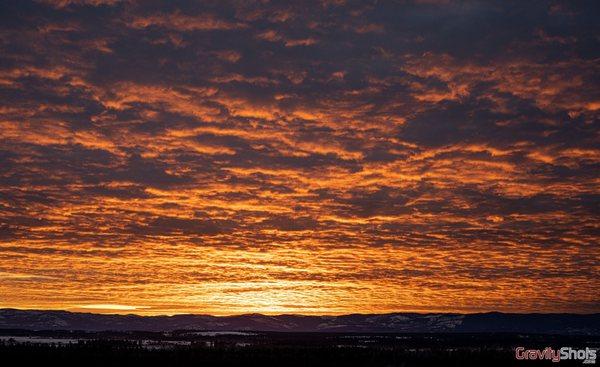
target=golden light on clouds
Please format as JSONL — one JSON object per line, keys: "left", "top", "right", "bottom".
{"left": 76, "top": 304, "right": 149, "bottom": 311}
{"left": 0, "top": 0, "right": 598, "bottom": 315}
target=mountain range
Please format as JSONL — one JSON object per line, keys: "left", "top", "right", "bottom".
{"left": 1, "top": 309, "right": 598, "bottom": 334}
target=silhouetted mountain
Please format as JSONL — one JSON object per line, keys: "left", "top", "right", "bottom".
{"left": 0, "top": 309, "right": 598, "bottom": 334}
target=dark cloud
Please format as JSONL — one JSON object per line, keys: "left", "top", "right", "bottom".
{"left": 127, "top": 216, "right": 235, "bottom": 236}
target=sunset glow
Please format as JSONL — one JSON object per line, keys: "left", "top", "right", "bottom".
{"left": 0, "top": 0, "right": 598, "bottom": 316}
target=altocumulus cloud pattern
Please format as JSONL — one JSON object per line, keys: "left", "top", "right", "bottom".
{"left": 0, "top": 0, "right": 598, "bottom": 315}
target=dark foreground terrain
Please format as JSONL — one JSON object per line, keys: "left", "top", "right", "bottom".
{"left": 2, "top": 309, "right": 599, "bottom": 334}
{"left": 1, "top": 330, "right": 598, "bottom": 367}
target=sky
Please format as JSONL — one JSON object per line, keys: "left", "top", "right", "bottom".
{"left": 0, "top": 0, "right": 598, "bottom": 316}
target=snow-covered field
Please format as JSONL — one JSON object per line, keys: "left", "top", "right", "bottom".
{"left": 0, "top": 336, "right": 78, "bottom": 344}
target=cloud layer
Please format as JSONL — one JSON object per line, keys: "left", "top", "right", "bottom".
{"left": 0, "top": 0, "right": 598, "bottom": 315}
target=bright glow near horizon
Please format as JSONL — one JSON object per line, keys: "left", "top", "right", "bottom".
{"left": 76, "top": 304, "right": 149, "bottom": 311}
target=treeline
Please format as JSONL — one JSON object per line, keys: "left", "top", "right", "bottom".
{"left": 0, "top": 340, "right": 575, "bottom": 367}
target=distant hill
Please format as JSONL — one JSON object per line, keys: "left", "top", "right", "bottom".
{"left": 0, "top": 309, "right": 598, "bottom": 334}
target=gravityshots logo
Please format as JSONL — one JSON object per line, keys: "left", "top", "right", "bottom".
{"left": 515, "top": 347, "right": 597, "bottom": 364}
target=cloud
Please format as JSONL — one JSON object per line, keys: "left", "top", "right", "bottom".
{"left": 76, "top": 304, "right": 149, "bottom": 311}
{"left": 0, "top": 0, "right": 598, "bottom": 315}
{"left": 128, "top": 12, "right": 246, "bottom": 32}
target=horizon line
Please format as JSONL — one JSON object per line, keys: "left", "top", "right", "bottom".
{"left": 2, "top": 307, "right": 599, "bottom": 317}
